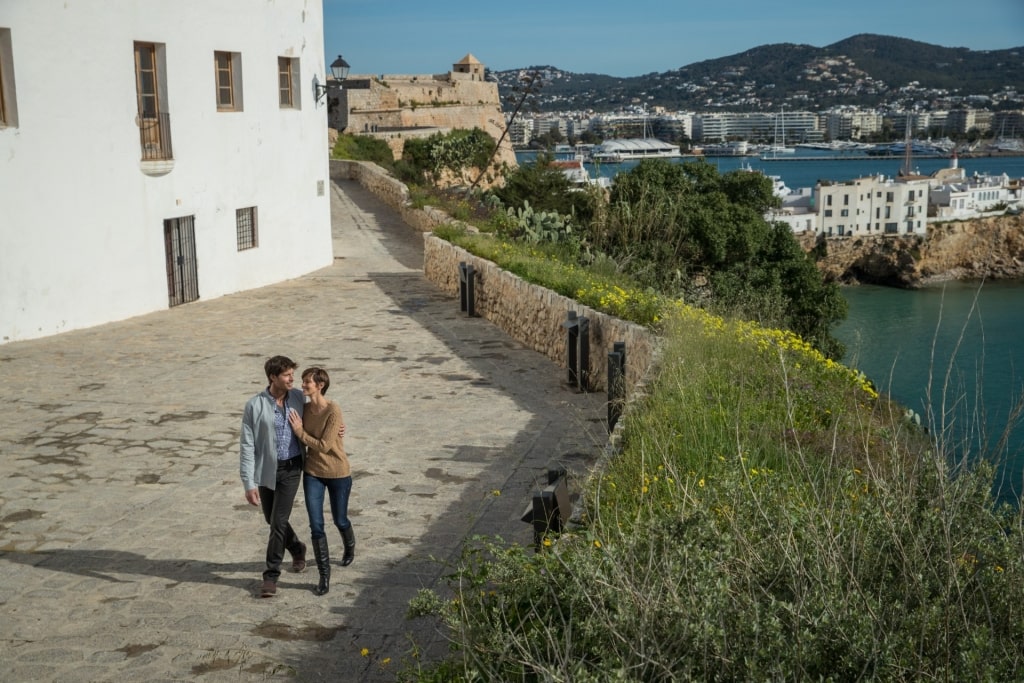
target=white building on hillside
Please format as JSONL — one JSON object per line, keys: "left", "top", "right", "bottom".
{"left": 767, "top": 187, "right": 818, "bottom": 234}
{"left": 0, "top": 1, "right": 332, "bottom": 343}
{"left": 930, "top": 173, "right": 1021, "bottom": 218}
{"left": 816, "top": 175, "right": 930, "bottom": 237}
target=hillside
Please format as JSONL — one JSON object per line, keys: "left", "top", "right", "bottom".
{"left": 490, "top": 34, "right": 1024, "bottom": 112}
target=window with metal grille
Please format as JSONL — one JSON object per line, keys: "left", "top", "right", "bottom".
{"left": 236, "top": 207, "right": 258, "bottom": 251}
{"left": 134, "top": 41, "right": 173, "bottom": 160}
{"left": 278, "top": 57, "right": 299, "bottom": 108}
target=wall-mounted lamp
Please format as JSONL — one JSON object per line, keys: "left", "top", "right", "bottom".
{"left": 314, "top": 55, "right": 351, "bottom": 104}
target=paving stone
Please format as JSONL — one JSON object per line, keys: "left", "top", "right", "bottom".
{"left": 0, "top": 179, "right": 608, "bottom": 681}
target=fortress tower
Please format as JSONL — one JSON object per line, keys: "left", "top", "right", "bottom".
{"left": 328, "top": 54, "right": 516, "bottom": 179}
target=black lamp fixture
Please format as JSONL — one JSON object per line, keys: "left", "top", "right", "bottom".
{"left": 315, "top": 54, "right": 351, "bottom": 104}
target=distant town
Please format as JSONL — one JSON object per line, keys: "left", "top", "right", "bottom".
{"left": 505, "top": 105, "right": 1022, "bottom": 156}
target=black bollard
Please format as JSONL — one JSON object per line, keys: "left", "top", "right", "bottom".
{"left": 577, "top": 316, "right": 590, "bottom": 392}
{"left": 608, "top": 341, "right": 626, "bottom": 432}
{"left": 562, "top": 311, "right": 579, "bottom": 387}
{"left": 458, "top": 262, "right": 476, "bottom": 317}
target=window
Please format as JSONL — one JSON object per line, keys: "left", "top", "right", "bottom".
{"left": 134, "top": 42, "right": 172, "bottom": 160}
{"left": 824, "top": 209, "right": 833, "bottom": 217}
{"left": 236, "top": 207, "right": 258, "bottom": 250}
{"left": 843, "top": 194, "right": 849, "bottom": 205}
{"left": 214, "top": 51, "right": 242, "bottom": 111}
{"left": 278, "top": 57, "right": 299, "bottom": 108}
{"left": 886, "top": 192, "right": 894, "bottom": 202}
{"left": 826, "top": 195, "right": 833, "bottom": 206}
{"left": 840, "top": 209, "right": 849, "bottom": 217}
{"left": 0, "top": 39, "right": 7, "bottom": 127}
{"left": 0, "top": 28, "right": 17, "bottom": 128}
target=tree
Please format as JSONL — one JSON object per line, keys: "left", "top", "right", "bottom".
{"left": 492, "top": 153, "right": 597, "bottom": 224}
{"left": 592, "top": 158, "right": 846, "bottom": 357}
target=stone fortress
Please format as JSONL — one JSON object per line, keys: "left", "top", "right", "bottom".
{"left": 328, "top": 54, "right": 517, "bottom": 172}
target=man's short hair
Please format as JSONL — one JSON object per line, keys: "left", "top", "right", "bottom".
{"left": 265, "top": 355, "right": 298, "bottom": 380}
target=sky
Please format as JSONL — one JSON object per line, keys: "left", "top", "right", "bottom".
{"left": 324, "top": 0, "right": 1024, "bottom": 78}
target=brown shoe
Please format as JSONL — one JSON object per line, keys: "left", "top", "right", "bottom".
{"left": 291, "top": 541, "right": 307, "bottom": 573}
{"left": 260, "top": 580, "right": 277, "bottom": 598}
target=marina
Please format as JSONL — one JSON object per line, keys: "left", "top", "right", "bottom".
{"left": 528, "top": 148, "right": 1024, "bottom": 192}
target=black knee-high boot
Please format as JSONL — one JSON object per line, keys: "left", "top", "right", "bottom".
{"left": 340, "top": 526, "right": 355, "bottom": 567}
{"left": 312, "top": 537, "right": 330, "bottom": 595}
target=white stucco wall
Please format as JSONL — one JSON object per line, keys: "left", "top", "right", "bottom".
{"left": 0, "top": 1, "right": 332, "bottom": 343}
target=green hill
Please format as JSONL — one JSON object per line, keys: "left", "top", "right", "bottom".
{"left": 492, "top": 34, "right": 1024, "bottom": 112}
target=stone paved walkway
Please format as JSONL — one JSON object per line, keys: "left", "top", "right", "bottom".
{"left": 0, "top": 179, "right": 608, "bottom": 681}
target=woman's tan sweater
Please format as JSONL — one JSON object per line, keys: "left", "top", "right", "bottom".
{"left": 294, "top": 400, "right": 350, "bottom": 478}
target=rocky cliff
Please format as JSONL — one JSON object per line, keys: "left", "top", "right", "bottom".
{"left": 805, "top": 214, "right": 1024, "bottom": 287}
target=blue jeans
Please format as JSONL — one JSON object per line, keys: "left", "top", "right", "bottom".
{"left": 303, "top": 473, "right": 352, "bottom": 540}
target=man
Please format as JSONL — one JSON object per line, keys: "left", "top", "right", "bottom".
{"left": 239, "top": 355, "right": 308, "bottom": 598}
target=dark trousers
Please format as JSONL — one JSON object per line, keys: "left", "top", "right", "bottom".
{"left": 259, "top": 457, "right": 303, "bottom": 582}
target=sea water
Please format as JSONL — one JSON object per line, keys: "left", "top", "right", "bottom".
{"left": 835, "top": 282, "right": 1024, "bottom": 505}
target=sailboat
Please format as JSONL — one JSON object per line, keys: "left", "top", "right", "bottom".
{"left": 761, "top": 105, "right": 796, "bottom": 159}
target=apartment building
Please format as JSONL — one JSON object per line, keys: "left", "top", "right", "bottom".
{"left": 506, "top": 115, "right": 534, "bottom": 146}
{"left": 0, "top": 1, "right": 332, "bottom": 343}
{"left": 817, "top": 175, "right": 930, "bottom": 237}
{"left": 693, "top": 110, "right": 819, "bottom": 143}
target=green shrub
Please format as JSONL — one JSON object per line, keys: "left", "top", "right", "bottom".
{"left": 331, "top": 133, "right": 394, "bottom": 166}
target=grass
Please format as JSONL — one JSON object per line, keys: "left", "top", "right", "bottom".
{"left": 404, "top": 225, "right": 1024, "bottom": 681}
{"left": 405, "top": 307, "right": 1024, "bottom": 680}
{"left": 434, "top": 224, "right": 673, "bottom": 328}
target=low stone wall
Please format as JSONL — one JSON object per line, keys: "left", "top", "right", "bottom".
{"left": 423, "top": 237, "right": 657, "bottom": 395}
{"left": 329, "top": 159, "right": 450, "bottom": 232}
{"left": 330, "top": 159, "right": 658, "bottom": 395}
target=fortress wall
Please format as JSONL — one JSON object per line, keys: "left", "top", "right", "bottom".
{"left": 338, "top": 74, "right": 515, "bottom": 171}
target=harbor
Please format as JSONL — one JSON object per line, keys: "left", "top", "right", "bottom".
{"left": 528, "top": 147, "right": 1024, "bottom": 193}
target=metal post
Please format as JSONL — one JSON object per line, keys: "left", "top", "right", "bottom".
{"left": 521, "top": 467, "right": 570, "bottom": 550}
{"left": 608, "top": 350, "right": 623, "bottom": 432}
{"left": 562, "top": 311, "right": 579, "bottom": 387}
{"left": 458, "top": 262, "right": 475, "bottom": 317}
{"left": 577, "top": 316, "right": 590, "bottom": 392}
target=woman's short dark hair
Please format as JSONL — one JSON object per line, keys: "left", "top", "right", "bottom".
{"left": 265, "top": 355, "right": 297, "bottom": 380}
{"left": 302, "top": 367, "right": 331, "bottom": 395}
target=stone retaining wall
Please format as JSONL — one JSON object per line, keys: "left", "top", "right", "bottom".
{"left": 423, "top": 237, "right": 656, "bottom": 395}
{"left": 330, "top": 159, "right": 658, "bottom": 395}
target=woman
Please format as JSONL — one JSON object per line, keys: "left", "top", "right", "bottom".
{"left": 287, "top": 367, "right": 354, "bottom": 596}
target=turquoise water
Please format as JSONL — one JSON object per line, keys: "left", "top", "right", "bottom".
{"left": 835, "top": 282, "right": 1024, "bottom": 503}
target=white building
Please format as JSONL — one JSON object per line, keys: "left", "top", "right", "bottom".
{"left": 767, "top": 187, "right": 818, "bottom": 234}
{"left": 816, "top": 175, "right": 930, "bottom": 237}
{"left": 930, "top": 173, "right": 1020, "bottom": 218}
{"left": 0, "top": 1, "right": 332, "bottom": 343}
